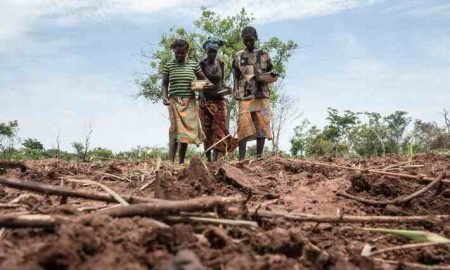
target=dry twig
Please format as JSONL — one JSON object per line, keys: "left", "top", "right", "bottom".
{"left": 97, "top": 172, "right": 131, "bottom": 182}
{"left": 163, "top": 216, "right": 258, "bottom": 227}
{"left": 98, "top": 195, "right": 244, "bottom": 218}
{"left": 250, "top": 209, "right": 450, "bottom": 224}
{"left": 0, "top": 178, "right": 163, "bottom": 204}
{"left": 65, "top": 178, "right": 129, "bottom": 206}
{"left": 293, "top": 159, "right": 450, "bottom": 184}
{"left": 374, "top": 258, "right": 450, "bottom": 270}
{"left": 0, "top": 203, "right": 26, "bottom": 209}
{"left": 370, "top": 241, "right": 450, "bottom": 256}
{"left": 336, "top": 173, "right": 445, "bottom": 205}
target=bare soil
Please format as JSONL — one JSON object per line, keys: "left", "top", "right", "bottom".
{"left": 0, "top": 153, "right": 449, "bottom": 269}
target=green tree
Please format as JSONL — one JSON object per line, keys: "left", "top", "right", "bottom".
{"left": 383, "top": 111, "right": 411, "bottom": 154}
{"left": 0, "top": 120, "right": 19, "bottom": 159}
{"left": 71, "top": 142, "right": 85, "bottom": 160}
{"left": 20, "top": 138, "right": 45, "bottom": 160}
{"left": 304, "top": 125, "right": 334, "bottom": 157}
{"left": 22, "top": 138, "right": 44, "bottom": 151}
{"left": 136, "top": 7, "right": 297, "bottom": 105}
{"left": 290, "top": 119, "right": 310, "bottom": 157}
{"left": 324, "top": 108, "right": 359, "bottom": 156}
{"left": 90, "top": 147, "right": 114, "bottom": 161}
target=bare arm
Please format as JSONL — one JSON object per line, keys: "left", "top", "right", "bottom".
{"left": 161, "top": 74, "right": 170, "bottom": 105}
{"left": 195, "top": 69, "right": 206, "bottom": 80}
{"left": 231, "top": 58, "right": 241, "bottom": 99}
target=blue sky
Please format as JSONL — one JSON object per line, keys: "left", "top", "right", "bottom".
{"left": 1, "top": 0, "right": 449, "bottom": 152}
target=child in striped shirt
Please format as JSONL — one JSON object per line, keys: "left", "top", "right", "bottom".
{"left": 161, "top": 39, "right": 207, "bottom": 164}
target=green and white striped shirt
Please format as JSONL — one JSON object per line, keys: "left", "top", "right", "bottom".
{"left": 163, "top": 59, "right": 201, "bottom": 97}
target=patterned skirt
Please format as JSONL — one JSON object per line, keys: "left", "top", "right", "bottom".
{"left": 237, "top": 98, "right": 273, "bottom": 142}
{"left": 199, "top": 99, "right": 238, "bottom": 153}
{"left": 168, "top": 96, "right": 205, "bottom": 145}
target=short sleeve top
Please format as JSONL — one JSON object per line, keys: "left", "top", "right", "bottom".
{"left": 163, "top": 59, "right": 201, "bottom": 97}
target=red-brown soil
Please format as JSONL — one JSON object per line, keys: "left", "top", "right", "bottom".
{"left": 0, "top": 153, "right": 449, "bottom": 269}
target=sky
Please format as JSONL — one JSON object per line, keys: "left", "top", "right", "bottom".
{"left": 1, "top": 0, "right": 449, "bottom": 153}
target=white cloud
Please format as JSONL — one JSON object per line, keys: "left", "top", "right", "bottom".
{"left": 0, "top": 0, "right": 380, "bottom": 38}
{"left": 30, "top": 0, "right": 380, "bottom": 23}
{"left": 210, "top": 0, "right": 379, "bottom": 23}
{"left": 0, "top": 0, "right": 383, "bottom": 55}
{"left": 384, "top": 1, "right": 450, "bottom": 18}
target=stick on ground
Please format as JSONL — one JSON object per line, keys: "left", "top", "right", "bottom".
{"left": 0, "top": 195, "right": 244, "bottom": 228}
{"left": 370, "top": 241, "right": 450, "bottom": 256}
{"left": 98, "top": 195, "right": 244, "bottom": 218}
{"left": 336, "top": 173, "right": 446, "bottom": 206}
{"left": 65, "top": 178, "right": 129, "bottom": 206}
{"left": 0, "top": 178, "right": 164, "bottom": 204}
{"left": 293, "top": 159, "right": 450, "bottom": 184}
{"left": 250, "top": 209, "right": 450, "bottom": 224}
{"left": 373, "top": 258, "right": 450, "bottom": 270}
{"left": 163, "top": 216, "right": 258, "bottom": 227}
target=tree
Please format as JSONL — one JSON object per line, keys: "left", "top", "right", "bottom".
{"left": 290, "top": 119, "right": 310, "bottom": 157}
{"left": 72, "top": 124, "right": 94, "bottom": 162}
{"left": 82, "top": 124, "right": 94, "bottom": 162}
{"left": 137, "top": 8, "right": 253, "bottom": 102}
{"left": 304, "top": 125, "right": 334, "bottom": 157}
{"left": 71, "top": 142, "right": 85, "bottom": 160}
{"left": 55, "top": 130, "right": 61, "bottom": 158}
{"left": 90, "top": 147, "right": 114, "bottom": 161}
{"left": 271, "top": 91, "right": 301, "bottom": 155}
{"left": 136, "top": 8, "right": 298, "bottom": 123}
{"left": 383, "top": 111, "right": 411, "bottom": 154}
{"left": 22, "top": 138, "right": 44, "bottom": 151}
{"left": 324, "top": 108, "right": 359, "bottom": 156}
{"left": 20, "top": 138, "right": 44, "bottom": 160}
{"left": 365, "top": 112, "right": 387, "bottom": 156}
{"left": 440, "top": 108, "right": 450, "bottom": 134}
{"left": 0, "top": 120, "right": 19, "bottom": 159}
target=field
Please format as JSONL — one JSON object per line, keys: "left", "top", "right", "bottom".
{"left": 0, "top": 154, "right": 449, "bottom": 270}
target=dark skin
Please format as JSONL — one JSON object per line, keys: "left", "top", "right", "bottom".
{"left": 162, "top": 46, "right": 206, "bottom": 164}
{"left": 238, "top": 35, "right": 274, "bottom": 160}
{"left": 203, "top": 48, "right": 221, "bottom": 162}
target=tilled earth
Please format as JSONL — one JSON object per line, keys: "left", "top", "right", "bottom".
{"left": 0, "top": 153, "right": 449, "bottom": 270}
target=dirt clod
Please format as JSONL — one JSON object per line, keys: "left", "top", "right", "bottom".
{"left": 1, "top": 154, "right": 449, "bottom": 269}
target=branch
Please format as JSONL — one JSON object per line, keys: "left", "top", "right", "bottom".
{"left": 98, "top": 195, "right": 244, "bottom": 218}
{"left": 336, "top": 173, "right": 445, "bottom": 206}
{"left": 292, "top": 159, "right": 450, "bottom": 184}
{"left": 0, "top": 178, "right": 164, "bottom": 204}
{"left": 0, "top": 214, "right": 68, "bottom": 228}
{"left": 373, "top": 258, "right": 450, "bottom": 270}
{"left": 251, "top": 210, "right": 450, "bottom": 224}
{"left": 163, "top": 216, "right": 258, "bottom": 227}
{"left": 370, "top": 241, "right": 450, "bottom": 256}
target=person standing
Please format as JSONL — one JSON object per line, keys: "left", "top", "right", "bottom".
{"left": 199, "top": 37, "right": 238, "bottom": 161}
{"left": 232, "top": 26, "right": 278, "bottom": 160}
{"left": 161, "top": 39, "right": 206, "bottom": 164}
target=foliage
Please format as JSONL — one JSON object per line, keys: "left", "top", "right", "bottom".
{"left": 137, "top": 7, "right": 297, "bottom": 103}
{"left": 71, "top": 142, "right": 84, "bottom": 155}
{"left": 115, "top": 146, "right": 169, "bottom": 161}
{"left": 22, "top": 138, "right": 44, "bottom": 151}
{"left": 290, "top": 108, "right": 448, "bottom": 158}
{"left": 290, "top": 119, "right": 310, "bottom": 157}
{"left": 0, "top": 120, "right": 19, "bottom": 159}
{"left": 19, "top": 138, "right": 44, "bottom": 160}
{"left": 90, "top": 147, "right": 114, "bottom": 161}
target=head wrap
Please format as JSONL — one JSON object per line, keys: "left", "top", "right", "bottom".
{"left": 202, "top": 36, "right": 225, "bottom": 50}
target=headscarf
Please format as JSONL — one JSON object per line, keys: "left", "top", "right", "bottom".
{"left": 202, "top": 36, "right": 225, "bottom": 51}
